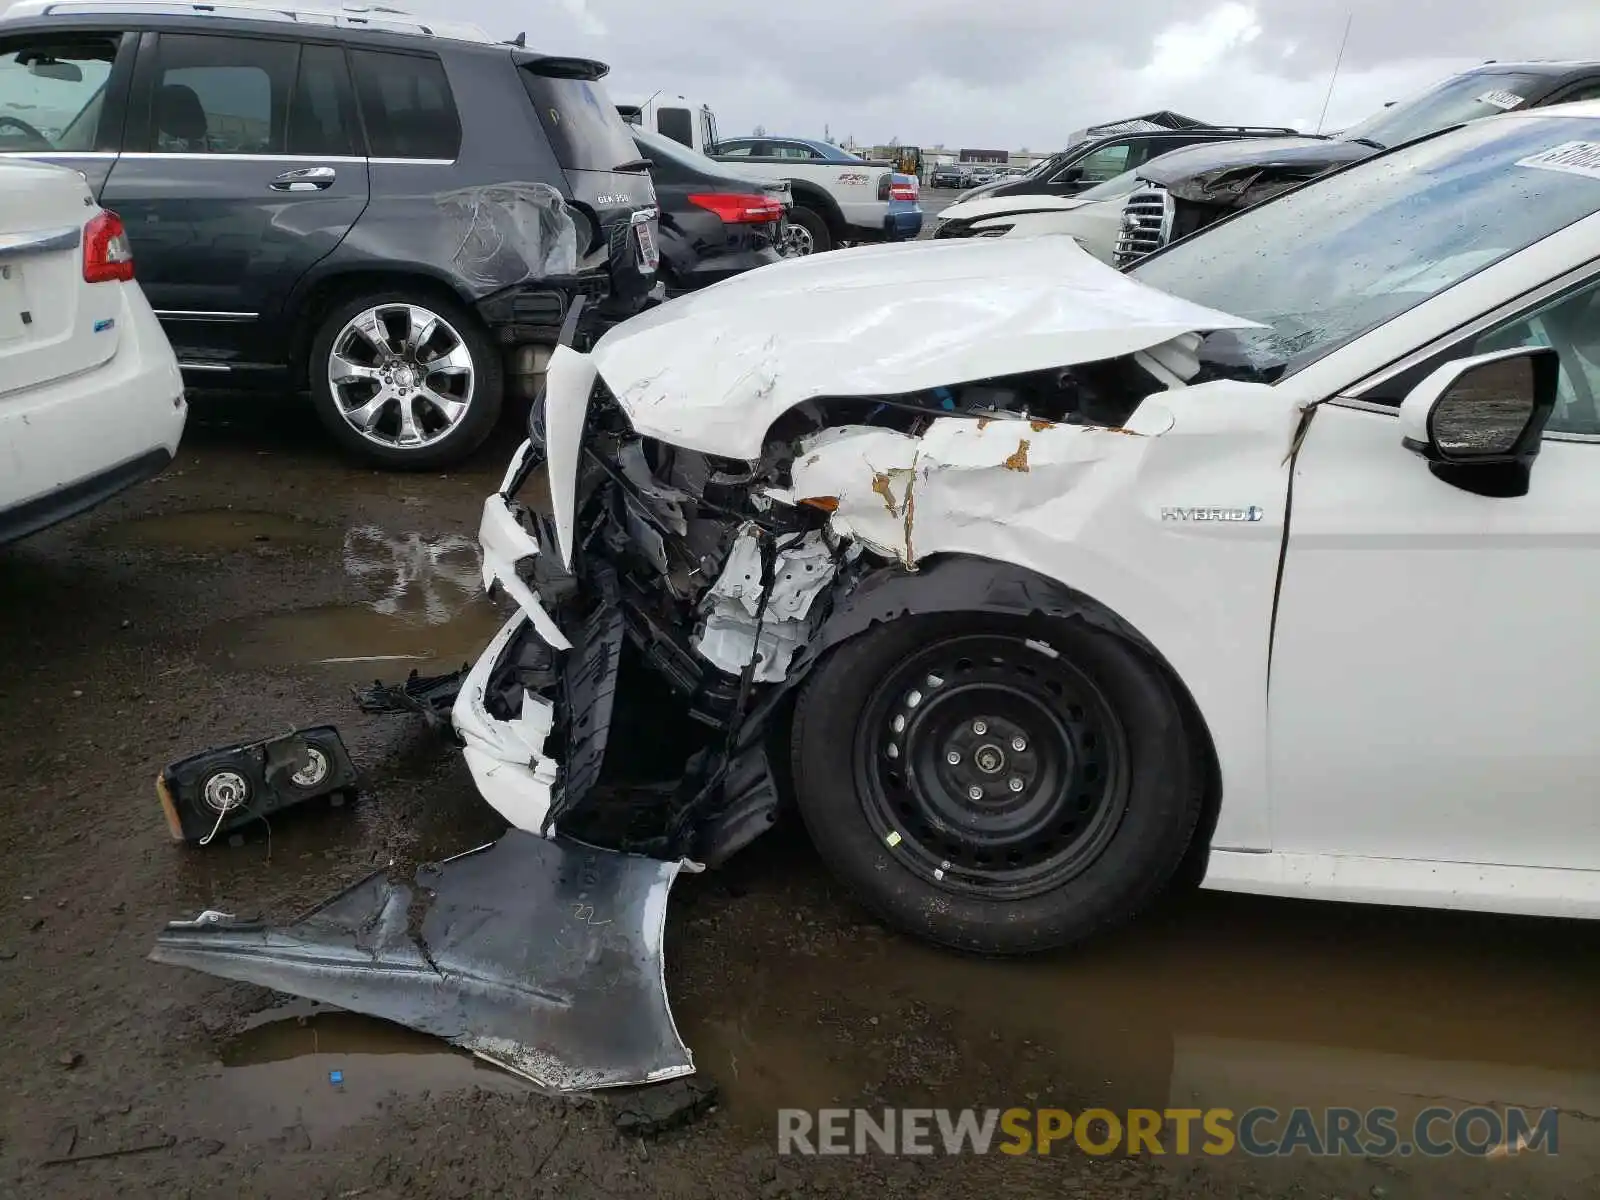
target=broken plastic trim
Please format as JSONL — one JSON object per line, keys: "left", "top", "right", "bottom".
{"left": 149, "top": 831, "right": 700, "bottom": 1092}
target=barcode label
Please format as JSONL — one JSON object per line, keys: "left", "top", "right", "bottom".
{"left": 1517, "top": 140, "right": 1600, "bottom": 180}
{"left": 1478, "top": 89, "right": 1524, "bottom": 111}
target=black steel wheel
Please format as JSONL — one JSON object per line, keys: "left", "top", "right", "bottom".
{"left": 856, "top": 634, "right": 1128, "bottom": 900}
{"left": 792, "top": 613, "right": 1204, "bottom": 955}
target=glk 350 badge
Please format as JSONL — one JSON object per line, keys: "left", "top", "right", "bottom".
{"left": 1161, "top": 506, "right": 1265, "bottom": 522}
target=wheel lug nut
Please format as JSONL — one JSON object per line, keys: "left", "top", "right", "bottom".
{"left": 946, "top": 751, "right": 961, "bottom": 765}
{"left": 967, "top": 786, "right": 983, "bottom": 801}
{"left": 1009, "top": 777, "right": 1024, "bottom": 793}
{"left": 1012, "top": 737, "right": 1026, "bottom": 751}
{"left": 972, "top": 720, "right": 987, "bottom": 735}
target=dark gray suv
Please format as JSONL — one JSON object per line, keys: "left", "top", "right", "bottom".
{"left": 0, "top": 1, "right": 662, "bottom": 468}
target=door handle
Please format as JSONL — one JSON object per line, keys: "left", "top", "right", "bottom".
{"left": 269, "top": 166, "right": 336, "bottom": 192}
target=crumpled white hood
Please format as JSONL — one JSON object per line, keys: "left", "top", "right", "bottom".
{"left": 587, "top": 236, "right": 1262, "bottom": 460}
{"left": 940, "top": 192, "right": 1100, "bottom": 222}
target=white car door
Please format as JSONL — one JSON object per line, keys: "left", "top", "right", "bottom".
{"left": 1268, "top": 263, "right": 1600, "bottom": 874}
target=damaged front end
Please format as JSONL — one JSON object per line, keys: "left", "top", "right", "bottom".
{"left": 452, "top": 238, "right": 1263, "bottom": 864}
{"left": 155, "top": 238, "right": 1270, "bottom": 1087}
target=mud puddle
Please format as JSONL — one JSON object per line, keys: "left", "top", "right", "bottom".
{"left": 198, "top": 600, "right": 506, "bottom": 682}
{"left": 197, "top": 522, "right": 505, "bottom": 680}
{"left": 96, "top": 509, "right": 341, "bottom": 552}
{"left": 670, "top": 858, "right": 1600, "bottom": 1187}
{"left": 178, "top": 1001, "right": 531, "bottom": 1145}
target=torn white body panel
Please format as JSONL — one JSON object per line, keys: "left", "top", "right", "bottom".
{"left": 541, "top": 345, "right": 600, "bottom": 570}
{"left": 477, "top": 491, "right": 571, "bottom": 652}
{"left": 691, "top": 525, "right": 838, "bottom": 682}
{"left": 585, "top": 236, "right": 1264, "bottom": 459}
{"left": 452, "top": 612, "right": 562, "bottom": 834}
{"left": 791, "top": 383, "right": 1308, "bottom": 850}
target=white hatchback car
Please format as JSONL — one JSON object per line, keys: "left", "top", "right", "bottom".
{"left": 0, "top": 158, "right": 186, "bottom": 545}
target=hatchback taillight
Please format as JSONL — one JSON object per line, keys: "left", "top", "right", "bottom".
{"left": 83, "top": 210, "right": 134, "bottom": 283}
{"left": 687, "top": 193, "right": 786, "bottom": 224}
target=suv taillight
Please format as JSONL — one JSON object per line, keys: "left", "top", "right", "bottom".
{"left": 83, "top": 210, "right": 134, "bottom": 283}
{"left": 890, "top": 178, "right": 919, "bottom": 202}
{"left": 687, "top": 193, "right": 785, "bottom": 224}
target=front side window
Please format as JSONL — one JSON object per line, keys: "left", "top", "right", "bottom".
{"left": 1130, "top": 114, "right": 1600, "bottom": 382}
{"left": 0, "top": 35, "right": 120, "bottom": 153}
{"left": 351, "top": 49, "right": 460, "bottom": 161}
{"left": 1062, "top": 141, "right": 1130, "bottom": 183}
{"left": 1473, "top": 276, "right": 1600, "bottom": 435}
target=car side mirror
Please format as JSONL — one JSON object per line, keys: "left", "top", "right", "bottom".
{"left": 1398, "top": 345, "right": 1559, "bottom": 497}
{"left": 1056, "top": 166, "right": 1084, "bottom": 186}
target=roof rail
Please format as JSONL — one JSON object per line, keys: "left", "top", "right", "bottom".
{"left": 1203, "top": 124, "right": 1302, "bottom": 135}
{"left": 0, "top": 0, "right": 494, "bottom": 42}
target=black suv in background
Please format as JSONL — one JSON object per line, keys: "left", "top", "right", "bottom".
{"left": 0, "top": 1, "right": 661, "bottom": 468}
{"left": 952, "top": 123, "right": 1300, "bottom": 205}
{"left": 1113, "top": 60, "right": 1600, "bottom": 267}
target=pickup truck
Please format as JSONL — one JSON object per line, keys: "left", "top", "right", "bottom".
{"left": 708, "top": 136, "right": 922, "bottom": 254}
{"left": 616, "top": 98, "right": 920, "bottom": 255}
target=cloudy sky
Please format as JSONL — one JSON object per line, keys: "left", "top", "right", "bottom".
{"left": 6, "top": 0, "right": 1596, "bottom": 149}
{"left": 417, "top": 0, "right": 1596, "bottom": 149}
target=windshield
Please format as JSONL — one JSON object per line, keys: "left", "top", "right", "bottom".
{"left": 1338, "top": 70, "right": 1544, "bottom": 149}
{"left": 1075, "top": 169, "right": 1143, "bottom": 202}
{"left": 1130, "top": 114, "right": 1600, "bottom": 382}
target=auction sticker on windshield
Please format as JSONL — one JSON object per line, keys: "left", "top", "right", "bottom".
{"left": 1477, "top": 89, "right": 1525, "bottom": 111}
{"left": 1516, "top": 141, "right": 1600, "bottom": 181}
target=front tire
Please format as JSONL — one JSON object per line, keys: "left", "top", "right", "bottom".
{"left": 309, "top": 289, "right": 503, "bottom": 470}
{"left": 791, "top": 614, "right": 1203, "bottom": 955}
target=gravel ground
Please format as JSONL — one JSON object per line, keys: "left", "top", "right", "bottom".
{"left": 2, "top": 394, "right": 1598, "bottom": 1199}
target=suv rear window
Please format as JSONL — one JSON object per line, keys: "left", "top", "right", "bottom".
{"left": 350, "top": 49, "right": 460, "bottom": 161}
{"left": 520, "top": 67, "right": 639, "bottom": 173}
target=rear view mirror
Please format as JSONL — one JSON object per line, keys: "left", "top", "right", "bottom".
{"left": 28, "top": 59, "right": 82, "bottom": 83}
{"left": 1398, "top": 346, "right": 1558, "bottom": 497}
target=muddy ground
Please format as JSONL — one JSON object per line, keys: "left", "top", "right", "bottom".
{"left": 2, "top": 396, "right": 1598, "bottom": 1200}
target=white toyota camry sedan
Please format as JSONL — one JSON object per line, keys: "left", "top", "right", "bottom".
{"left": 457, "top": 102, "right": 1600, "bottom": 955}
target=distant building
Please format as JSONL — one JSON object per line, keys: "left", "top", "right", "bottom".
{"left": 958, "top": 148, "right": 1009, "bottom": 164}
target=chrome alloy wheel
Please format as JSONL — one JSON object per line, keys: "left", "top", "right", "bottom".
{"left": 327, "top": 303, "right": 476, "bottom": 449}
{"left": 780, "top": 222, "right": 815, "bottom": 257}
